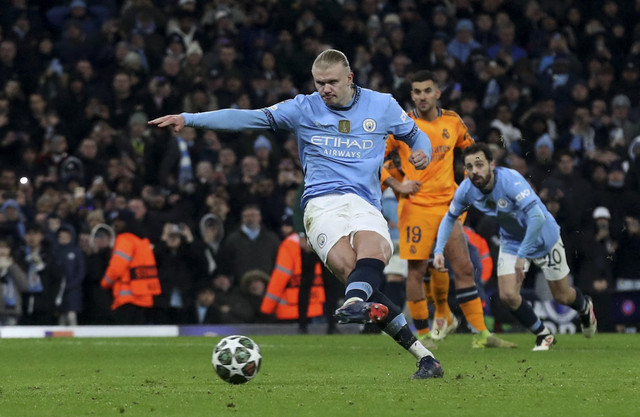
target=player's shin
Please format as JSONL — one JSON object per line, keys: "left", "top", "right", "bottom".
{"left": 408, "top": 299, "right": 430, "bottom": 336}
{"left": 343, "top": 258, "right": 386, "bottom": 303}
{"left": 511, "top": 299, "right": 548, "bottom": 335}
{"left": 430, "top": 269, "right": 451, "bottom": 320}
{"left": 456, "top": 286, "right": 488, "bottom": 332}
{"left": 373, "top": 290, "right": 434, "bottom": 359}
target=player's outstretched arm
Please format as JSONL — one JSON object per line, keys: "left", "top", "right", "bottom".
{"left": 148, "top": 114, "right": 185, "bottom": 133}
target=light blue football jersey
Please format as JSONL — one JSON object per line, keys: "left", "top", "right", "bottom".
{"left": 263, "top": 87, "right": 430, "bottom": 210}
{"left": 184, "top": 86, "right": 431, "bottom": 211}
{"left": 446, "top": 167, "right": 560, "bottom": 258}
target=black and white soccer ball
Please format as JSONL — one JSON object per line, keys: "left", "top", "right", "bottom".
{"left": 212, "top": 335, "right": 262, "bottom": 384}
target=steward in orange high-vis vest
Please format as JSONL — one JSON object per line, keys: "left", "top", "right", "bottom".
{"left": 101, "top": 212, "right": 161, "bottom": 314}
{"left": 261, "top": 233, "right": 325, "bottom": 320}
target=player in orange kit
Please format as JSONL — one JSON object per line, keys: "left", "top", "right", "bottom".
{"left": 382, "top": 70, "right": 515, "bottom": 348}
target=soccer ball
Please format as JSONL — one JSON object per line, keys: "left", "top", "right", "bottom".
{"left": 212, "top": 335, "right": 262, "bottom": 384}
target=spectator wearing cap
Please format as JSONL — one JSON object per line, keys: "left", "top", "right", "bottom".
{"left": 446, "top": 19, "right": 481, "bottom": 64}
{"left": 382, "top": 13, "right": 401, "bottom": 32}
{"left": 165, "top": 32, "right": 186, "bottom": 63}
{"left": 573, "top": 205, "right": 616, "bottom": 331}
{"left": 253, "top": 134, "right": 277, "bottom": 180}
{"left": 180, "top": 42, "right": 208, "bottom": 89}
{"left": 1, "top": 198, "right": 26, "bottom": 239}
{"left": 53, "top": 223, "right": 85, "bottom": 325}
{"left": 80, "top": 223, "right": 115, "bottom": 324}
{"left": 616, "top": 60, "right": 640, "bottom": 108}
{"left": 192, "top": 213, "right": 224, "bottom": 278}
{"left": 528, "top": 130, "right": 555, "bottom": 189}
{"left": 610, "top": 94, "right": 640, "bottom": 149}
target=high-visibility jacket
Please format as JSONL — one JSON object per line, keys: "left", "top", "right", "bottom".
{"left": 464, "top": 226, "right": 493, "bottom": 283}
{"left": 261, "top": 233, "right": 325, "bottom": 320}
{"left": 101, "top": 233, "right": 161, "bottom": 310}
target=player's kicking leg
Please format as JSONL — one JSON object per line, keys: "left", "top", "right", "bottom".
{"left": 331, "top": 233, "right": 443, "bottom": 380}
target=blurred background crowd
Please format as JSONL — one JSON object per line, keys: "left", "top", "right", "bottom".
{"left": 0, "top": 0, "right": 639, "bottom": 331}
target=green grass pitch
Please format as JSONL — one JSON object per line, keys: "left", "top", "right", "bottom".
{"left": 0, "top": 333, "right": 638, "bottom": 417}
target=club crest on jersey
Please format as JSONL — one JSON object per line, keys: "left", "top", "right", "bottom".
{"left": 442, "top": 128, "right": 450, "bottom": 139}
{"left": 497, "top": 198, "right": 508, "bottom": 208}
{"left": 338, "top": 120, "right": 350, "bottom": 133}
{"left": 317, "top": 233, "right": 327, "bottom": 248}
{"left": 362, "top": 118, "right": 376, "bottom": 132}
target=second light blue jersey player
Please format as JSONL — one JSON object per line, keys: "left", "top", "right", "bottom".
{"left": 434, "top": 167, "right": 559, "bottom": 259}
{"left": 184, "top": 86, "right": 431, "bottom": 211}
{"left": 433, "top": 143, "right": 597, "bottom": 352}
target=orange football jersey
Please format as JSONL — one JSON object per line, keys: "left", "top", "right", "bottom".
{"left": 383, "top": 108, "right": 474, "bottom": 206}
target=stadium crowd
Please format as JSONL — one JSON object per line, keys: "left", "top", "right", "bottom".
{"left": 0, "top": 0, "right": 639, "bottom": 332}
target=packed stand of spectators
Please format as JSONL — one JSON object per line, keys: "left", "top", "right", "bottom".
{"left": 0, "top": 0, "right": 639, "bottom": 331}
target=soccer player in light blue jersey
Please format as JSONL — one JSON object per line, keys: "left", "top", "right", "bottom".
{"left": 433, "top": 143, "right": 597, "bottom": 351}
{"left": 150, "top": 49, "right": 443, "bottom": 379}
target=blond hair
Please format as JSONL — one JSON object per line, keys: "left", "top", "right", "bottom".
{"left": 312, "top": 49, "right": 351, "bottom": 72}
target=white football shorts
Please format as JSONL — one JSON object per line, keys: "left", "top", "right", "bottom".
{"left": 497, "top": 238, "right": 570, "bottom": 281}
{"left": 303, "top": 193, "right": 393, "bottom": 265}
